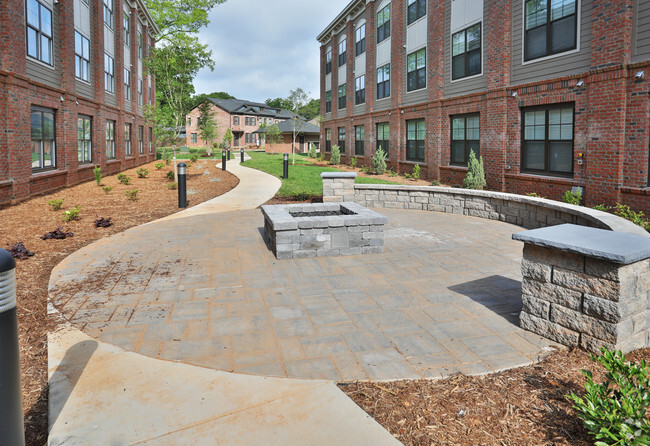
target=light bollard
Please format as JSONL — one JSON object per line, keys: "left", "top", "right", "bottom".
{"left": 227, "top": 149, "right": 231, "bottom": 160}
{"left": 240, "top": 149, "right": 244, "bottom": 163}
{"left": 283, "top": 153, "right": 289, "bottom": 179}
{"left": 0, "top": 249, "right": 25, "bottom": 446}
{"left": 222, "top": 150, "right": 227, "bottom": 171}
{"left": 177, "top": 162, "right": 187, "bottom": 208}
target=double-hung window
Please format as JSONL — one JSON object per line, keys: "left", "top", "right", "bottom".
{"left": 406, "top": 119, "right": 425, "bottom": 162}
{"left": 355, "top": 76, "right": 365, "bottom": 105}
{"left": 338, "top": 84, "right": 347, "bottom": 110}
{"left": 452, "top": 23, "right": 481, "bottom": 80}
{"left": 450, "top": 114, "right": 480, "bottom": 166}
{"left": 407, "top": 48, "right": 426, "bottom": 91}
{"left": 125, "top": 123, "right": 132, "bottom": 156}
{"left": 522, "top": 105, "right": 574, "bottom": 175}
{"left": 233, "top": 116, "right": 239, "bottom": 126}
{"left": 137, "top": 32, "right": 143, "bottom": 59}
{"left": 138, "top": 79, "right": 143, "bottom": 105}
{"left": 325, "top": 128, "right": 332, "bottom": 153}
{"left": 75, "top": 32, "right": 90, "bottom": 81}
{"left": 124, "top": 69, "right": 131, "bottom": 100}
{"left": 377, "top": 5, "right": 391, "bottom": 43}
{"left": 106, "top": 120, "right": 115, "bottom": 159}
{"left": 524, "top": 0, "right": 577, "bottom": 61}
{"left": 376, "top": 123, "right": 389, "bottom": 158}
{"left": 377, "top": 64, "right": 390, "bottom": 99}
{"left": 407, "top": 0, "right": 427, "bottom": 25}
{"left": 325, "top": 90, "right": 332, "bottom": 113}
{"left": 103, "top": 0, "right": 113, "bottom": 28}
{"left": 325, "top": 49, "right": 332, "bottom": 74}
{"left": 123, "top": 13, "right": 130, "bottom": 46}
{"left": 149, "top": 127, "right": 153, "bottom": 152}
{"left": 104, "top": 54, "right": 115, "bottom": 93}
{"left": 31, "top": 107, "right": 56, "bottom": 170}
{"left": 338, "top": 127, "right": 346, "bottom": 154}
{"left": 355, "top": 24, "right": 366, "bottom": 56}
{"left": 78, "top": 115, "right": 92, "bottom": 164}
{"left": 355, "top": 126, "right": 365, "bottom": 156}
{"left": 26, "top": 0, "right": 53, "bottom": 65}
{"left": 338, "top": 37, "right": 347, "bottom": 66}
{"left": 191, "top": 133, "right": 198, "bottom": 143}
{"left": 138, "top": 126, "right": 144, "bottom": 154}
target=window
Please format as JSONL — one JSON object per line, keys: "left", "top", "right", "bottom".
{"left": 26, "top": 0, "right": 53, "bottom": 65}
{"left": 325, "top": 49, "right": 332, "bottom": 74}
{"left": 258, "top": 117, "right": 263, "bottom": 125}
{"left": 75, "top": 32, "right": 90, "bottom": 81}
{"left": 522, "top": 105, "right": 574, "bottom": 175}
{"left": 338, "top": 37, "right": 347, "bottom": 66}
{"left": 338, "top": 127, "right": 346, "bottom": 154}
{"left": 123, "top": 13, "right": 130, "bottom": 46}
{"left": 377, "top": 5, "right": 391, "bottom": 43}
{"left": 125, "top": 123, "right": 132, "bottom": 156}
{"left": 191, "top": 133, "right": 198, "bottom": 143}
{"left": 31, "top": 107, "right": 55, "bottom": 170}
{"left": 407, "top": 48, "right": 426, "bottom": 91}
{"left": 106, "top": 120, "right": 115, "bottom": 159}
{"left": 376, "top": 123, "right": 389, "bottom": 158}
{"left": 138, "top": 79, "right": 143, "bottom": 106}
{"left": 149, "top": 127, "right": 153, "bottom": 152}
{"left": 450, "top": 114, "right": 480, "bottom": 166}
{"left": 355, "top": 24, "right": 366, "bottom": 56}
{"left": 124, "top": 69, "right": 131, "bottom": 100}
{"left": 137, "top": 32, "right": 143, "bottom": 59}
{"left": 377, "top": 64, "right": 390, "bottom": 99}
{"left": 452, "top": 23, "right": 481, "bottom": 80}
{"left": 325, "top": 90, "right": 332, "bottom": 113}
{"left": 233, "top": 116, "right": 239, "bottom": 125}
{"left": 103, "top": 0, "right": 113, "bottom": 28}
{"left": 104, "top": 54, "right": 114, "bottom": 93}
{"left": 138, "top": 126, "right": 144, "bottom": 154}
{"left": 524, "top": 0, "right": 577, "bottom": 61}
{"left": 355, "top": 76, "right": 365, "bottom": 105}
{"left": 325, "top": 128, "right": 332, "bottom": 152}
{"left": 187, "top": 117, "right": 192, "bottom": 126}
{"left": 78, "top": 115, "right": 92, "bottom": 164}
{"left": 407, "top": 0, "right": 427, "bottom": 25}
{"left": 338, "top": 84, "right": 347, "bottom": 110}
{"left": 355, "top": 126, "right": 365, "bottom": 156}
{"left": 406, "top": 119, "right": 425, "bottom": 162}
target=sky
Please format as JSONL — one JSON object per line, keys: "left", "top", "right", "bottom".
{"left": 194, "top": 0, "right": 351, "bottom": 104}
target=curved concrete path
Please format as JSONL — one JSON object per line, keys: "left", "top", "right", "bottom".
{"left": 48, "top": 158, "right": 400, "bottom": 445}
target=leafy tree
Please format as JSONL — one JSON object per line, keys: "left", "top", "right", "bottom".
{"left": 197, "top": 101, "right": 218, "bottom": 154}
{"left": 372, "top": 146, "right": 387, "bottom": 175}
{"left": 265, "top": 97, "right": 293, "bottom": 111}
{"left": 286, "top": 88, "right": 310, "bottom": 165}
{"left": 144, "top": 0, "right": 227, "bottom": 43}
{"left": 222, "top": 128, "right": 233, "bottom": 148}
{"left": 463, "top": 150, "right": 487, "bottom": 189}
{"left": 192, "top": 91, "right": 235, "bottom": 107}
{"left": 330, "top": 145, "right": 341, "bottom": 164}
{"left": 297, "top": 98, "right": 321, "bottom": 121}
{"left": 257, "top": 123, "right": 283, "bottom": 148}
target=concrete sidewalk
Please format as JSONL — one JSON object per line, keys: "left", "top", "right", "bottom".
{"left": 48, "top": 157, "right": 400, "bottom": 445}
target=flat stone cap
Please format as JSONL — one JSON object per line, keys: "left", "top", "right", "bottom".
{"left": 320, "top": 172, "right": 357, "bottom": 179}
{"left": 512, "top": 223, "right": 650, "bottom": 264}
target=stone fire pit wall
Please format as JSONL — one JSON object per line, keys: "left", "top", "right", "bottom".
{"left": 513, "top": 224, "right": 650, "bottom": 354}
{"left": 261, "top": 202, "right": 387, "bottom": 259}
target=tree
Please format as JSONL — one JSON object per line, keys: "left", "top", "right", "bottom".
{"left": 297, "top": 98, "right": 321, "bottom": 121}
{"left": 197, "top": 101, "right": 218, "bottom": 154}
{"left": 192, "top": 91, "right": 235, "bottom": 108}
{"left": 144, "top": 0, "right": 227, "bottom": 43}
{"left": 463, "top": 150, "right": 487, "bottom": 190}
{"left": 265, "top": 97, "right": 293, "bottom": 111}
{"left": 286, "top": 88, "right": 310, "bottom": 165}
{"left": 257, "top": 123, "right": 282, "bottom": 148}
{"left": 222, "top": 128, "right": 233, "bottom": 148}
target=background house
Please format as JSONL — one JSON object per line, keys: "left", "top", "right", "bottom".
{"left": 254, "top": 120, "right": 321, "bottom": 154}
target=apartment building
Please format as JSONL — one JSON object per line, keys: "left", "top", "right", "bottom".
{"left": 186, "top": 98, "right": 297, "bottom": 149}
{"left": 318, "top": 0, "right": 650, "bottom": 213}
{"left": 0, "top": 0, "right": 157, "bottom": 205}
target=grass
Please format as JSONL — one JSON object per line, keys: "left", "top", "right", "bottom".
{"left": 243, "top": 152, "right": 398, "bottom": 198}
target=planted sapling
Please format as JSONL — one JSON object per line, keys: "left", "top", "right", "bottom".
{"left": 136, "top": 168, "right": 149, "bottom": 178}
{"left": 48, "top": 198, "right": 65, "bottom": 211}
{"left": 125, "top": 190, "right": 139, "bottom": 200}
{"left": 61, "top": 206, "right": 81, "bottom": 222}
{"left": 93, "top": 166, "right": 102, "bottom": 185}
{"left": 102, "top": 186, "right": 113, "bottom": 193}
{"left": 155, "top": 162, "right": 165, "bottom": 170}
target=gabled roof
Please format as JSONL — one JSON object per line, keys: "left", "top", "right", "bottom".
{"left": 201, "top": 98, "right": 295, "bottom": 119}
{"left": 254, "top": 120, "right": 321, "bottom": 136}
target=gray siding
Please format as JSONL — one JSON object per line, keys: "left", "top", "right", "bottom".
{"left": 402, "top": 85, "right": 428, "bottom": 106}
{"left": 633, "top": 0, "right": 650, "bottom": 62}
{"left": 124, "top": 100, "right": 132, "bottom": 113}
{"left": 338, "top": 108, "right": 347, "bottom": 119}
{"left": 374, "top": 97, "right": 391, "bottom": 112}
{"left": 74, "top": 5, "right": 94, "bottom": 100}
{"left": 25, "top": 5, "right": 60, "bottom": 89}
{"left": 511, "top": 0, "right": 592, "bottom": 85}
{"left": 353, "top": 103, "right": 366, "bottom": 115}
{"left": 75, "top": 80, "right": 93, "bottom": 100}
{"left": 444, "top": 0, "right": 488, "bottom": 98}
{"left": 105, "top": 93, "right": 117, "bottom": 108}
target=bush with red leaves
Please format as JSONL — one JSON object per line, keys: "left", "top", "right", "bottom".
{"left": 6, "top": 242, "right": 34, "bottom": 259}
{"left": 40, "top": 228, "right": 74, "bottom": 240}
{"left": 94, "top": 217, "right": 113, "bottom": 228}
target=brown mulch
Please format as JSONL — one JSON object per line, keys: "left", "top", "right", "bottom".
{"left": 0, "top": 159, "right": 238, "bottom": 445}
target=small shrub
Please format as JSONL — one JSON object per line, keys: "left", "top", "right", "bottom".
{"left": 136, "top": 168, "right": 149, "bottom": 178}
{"left": 359, "top": 165, "right": 369, "bottom": 172}
{"left": 387, "top": 168, "right": 398, "bottom": 177}
{"left": 612, "top": 203, "right": 650, "bottom": 231}
{"left": 61, "top": 206, "right": 81, "bottom": 222}
{"left": 41, "top": 228, "right": 74, "bottom": 240}
{"left": 318, "top": 153, "right": 326, "bottom": 162}
{"left": 155, "top": 162, "right": 165, "bottom": 170}
{"left": 94, "top": 217, "right": 113, "bottom": 228}
{"left": 166, "top": 170, "right": 175, "bottom": 181}
{"left": 125, "top": 190, "right": 139, "bottom": 200}
{"left": 117, "top": 173, "right": 126, "bottom": 181}
{"left": 308, "top": 143, "right": 317, "bottom": 158}
{"left": 593, "top": 204, "right": 611, "bottom": 212}
{"left": 120, "top": 176, "right": 132, "bottom": 185}
{"left": 350, "top": 156, "right": 358, "bottom": 169}
{"left": 166, "top": 182, "right": 178, "bottom": 190}
{"left": 160, "top": 147, "right": 173, "bottom": 165}
{"left": 190, "top": 154, "right": 200, "bottom": 163}
{"left": 93, "top": 166, "right": 102, "bottom": 185}
{"left": 411, "top": 164, "right": 421, "bottom": 180}
{"left": 526, "top": 192, "right": 543, "bottom": 198}
{"left": 431, "top": 180, "right": 441, "bottom": 186}
{"left": 372, "top": 147, "right": 387, "bottom": 175}
{"left": 102, "top": 186, "right": 113, "bottom": 194}
{"left": 48, "top": 198, "right": 65, "bottom": 211}
{"left": 463, "top": 150, "right": 486, "bottom": 190}
{"left": 185, "top": 161, "right": 193, "bottom": 168}
{"left": 563, "top": 189, "right": 582, "bottom": 205}
{"left": 567, "top": 347, "right": 650, "bottom": 446}
{"left": 330, "top": 145, "right": 341, "bottom": 164}
{"left": 188, "top": 148, "right": 198, "bottom": 154}
{"left": 6, "top": 242, "right": 34, "bottom": 259}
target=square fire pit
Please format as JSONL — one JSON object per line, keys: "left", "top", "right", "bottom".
{"left": 261, "top": 202, "right": 388, "bottom": 259}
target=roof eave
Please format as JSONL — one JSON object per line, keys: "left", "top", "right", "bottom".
{"left": 316, "top": 0, "right": 365, "bottom": 43}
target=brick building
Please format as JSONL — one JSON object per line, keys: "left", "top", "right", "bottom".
{"left": 0, "top": 0, "right": 157, "bottom": 205}
{"left": 318, "top": 0, "right": 650, "bottom": 213}
{"left": 254, "top": 120, "right": 321, "bottom": 154}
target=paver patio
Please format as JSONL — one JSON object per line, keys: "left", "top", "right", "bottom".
{"left": 49, "top": 207, "right": 556, "bottom": 381}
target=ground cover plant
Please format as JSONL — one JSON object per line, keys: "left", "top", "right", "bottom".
{"left": 47, "top": 198, "right": 65, "bottom": 211}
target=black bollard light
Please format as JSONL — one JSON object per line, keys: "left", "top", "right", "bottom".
{"left": 0, "top": 249, "right": 25, "bottom": 446}
{"left": 227, "top": 149, "right": 231, "bottom": 160}
{"left": 240, "top": 148, "right": 244, "bottom": 163}
{"left": 177, "top": 162, "right": 187, "bottom": 208}
{"left": 222, "top": 150, "right": 227, "bottom": 171}
{"left": 283, "top": 153, "right": 289, "bottom": 179}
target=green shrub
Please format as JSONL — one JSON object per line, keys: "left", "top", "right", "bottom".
{"left": 61, "top": 206, "right": 81, "bottom": 222}
{"left": 155, "top": 162, "right": 165, "bottom": 170}
{"left": 136, "top": 168, "right": 149, "bottom": 178}
{"left": 117, "top": 173, "right": 126, "bottom": 181}
{"left": 612, "top": 203, "right": 650, "bottom": 231}
{"left": 166, "top": 170, "right": 175, "bottom": 181}
{"left": 102, "top": 186, "right": 113, "bottom": 193}
{"left": 387, "top": 168, "right": 398, "bottom": 177}
{"left": 593, "top": 204, "right": 611, "bottom": 212}
{"left": 166, "top": 182, "right": 178, "bottom": 190}
{"left": 188, "top": 148, "right": 198, "bottom": 154}
{"left": 48, "top": 198, "right": 65, "bottom": 211}
{"left": 563, "top": 189, "right": 582, "bottom": 205}
{"left": 330, "top": 145, "right": 341, "bottom": 164}
{"left": 118, "top": 174, "right": 132, "bottom": 185}
{"left": 125, "top": 190, "right": 139, "bottom": 200}
{"left": 350, "top": 156, "right": 357, "bottom": 169}
{"left": 567, "top": 348, "right": 650, "bottom": 446}
{"left": 190, "top": 154, "right": 200, "bottom": 163}
{"left": 93, "top": 166, "right": 102, "bottom": 186}
{"left": 308, "top": 143, "right": 317, "bottom": 158}
{"left": 463, "top": 150, "right": 486, "bottom": 189}
{"left": 526, "top": 192, "right": 544, "bottom": 198}
{"left": 159, "top": 147, "right": 173, "bottom": 165}
{"left": 411, "top": 164, "right": 421, "bottom": 180}
{"left": 431, "top": 180, "right": 441, "bottom": 186}
{"left": 372, "top": 147, "right": 387, "bottom": 175}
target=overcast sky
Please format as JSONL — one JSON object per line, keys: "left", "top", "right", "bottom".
{"left": 194, "top": 0, "right": 351, "bottom": 104}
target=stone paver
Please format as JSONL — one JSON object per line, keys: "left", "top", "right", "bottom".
{"left": 50, "top": 207, "right": 557, "bottom": 381}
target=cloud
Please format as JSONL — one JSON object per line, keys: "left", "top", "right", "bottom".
{"left": 194, "top": 0, "right": 350, "bottom": 102}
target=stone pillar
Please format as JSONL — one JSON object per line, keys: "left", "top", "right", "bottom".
{"left": 321, "top": 172, "right": 357, "bottom": 202}
{"left": 513, "top": 224, "right": 650, "bottom": 353}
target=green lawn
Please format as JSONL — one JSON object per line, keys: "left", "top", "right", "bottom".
{"left": 243, "top": 152, "right": 397, "bottom": 198}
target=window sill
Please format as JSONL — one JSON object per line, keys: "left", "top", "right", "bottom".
{"left": 31, "top": 168, "right": 65, "bottom": 178}
{"left": 403, "top": 160, "right": 426, "bottom": 165}
{"left": 78, "top": 163, "right": 95, "bottom": 169}
{"left": 505, "top": 172, "right": 576, "bottom": 185}
{"left": 620, "top": 186, "right": 650, "bottom": 196}
{"left": 441, "top": 165, "right": 468, "bottom": 172}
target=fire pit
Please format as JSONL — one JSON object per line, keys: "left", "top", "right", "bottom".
{"left": 261, "top": 202, "right": 387, "bottom": 259}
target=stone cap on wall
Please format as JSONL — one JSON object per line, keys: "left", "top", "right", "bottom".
{"left": 513, "top": 224, "right": 650, "bottom": 264}
{"left": 321, "top": 172, "right": 358, "bottom": 179}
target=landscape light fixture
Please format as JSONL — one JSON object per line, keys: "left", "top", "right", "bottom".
{"left": 635, "top": 70, "right": 645, "bottom": 79}
{"left": 511, "top": 91, "right": 518, "bottom": 97}
{"left": 576, "top": 80, "right": 584, "bottom": 87}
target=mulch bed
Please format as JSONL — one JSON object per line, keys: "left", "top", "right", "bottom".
{"left": 0, "top": 160, "right": 238, "bottom": 445}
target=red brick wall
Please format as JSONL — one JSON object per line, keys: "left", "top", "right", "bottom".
{"left": 186, "top": 104, "right": 267, "bottom": 149}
